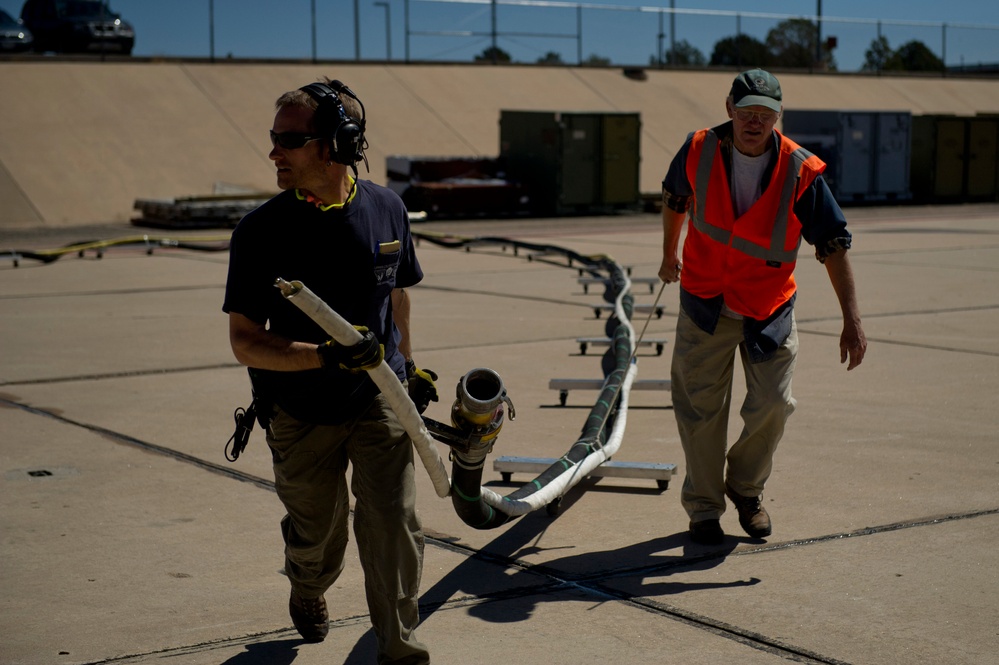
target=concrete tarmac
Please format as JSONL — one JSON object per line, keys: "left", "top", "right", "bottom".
{"left": 1, "top": 204, "right": 997, "bottom": 665}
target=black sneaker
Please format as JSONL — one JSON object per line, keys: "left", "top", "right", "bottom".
{"left": 289, "top": 589, "right": 329, "bottom": 642}
{"left": 688, "top": 519, "right": 725, "bottom": 545}
{"left": 726, "top": 484, "right": 772, "bottom": 538}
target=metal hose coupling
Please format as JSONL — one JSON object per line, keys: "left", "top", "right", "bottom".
{"left": 450, "top": 368, "right": 516, "bottom": 462}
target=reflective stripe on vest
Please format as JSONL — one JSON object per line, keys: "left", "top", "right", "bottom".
{"left": 691, "top": 131, "right": 812, "bottom": 264}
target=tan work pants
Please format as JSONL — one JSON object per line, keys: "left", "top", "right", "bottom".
{"left": 671, "top": 305, "right": 798, "bottom": 523}
{"left": 267, "top": 394, "right": 429, "bottom": 664}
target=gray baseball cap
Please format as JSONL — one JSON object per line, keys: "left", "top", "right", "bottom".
{"left": 730, "top": 69, "right": 782, "bottom": 112}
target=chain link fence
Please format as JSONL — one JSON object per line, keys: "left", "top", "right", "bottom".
{"left": 391, "top": 0, "right": 999, "bottom": 73}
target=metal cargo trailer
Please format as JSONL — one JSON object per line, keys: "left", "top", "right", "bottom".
{"left": 782, "top": 109, "right": 911, "bottom": 202}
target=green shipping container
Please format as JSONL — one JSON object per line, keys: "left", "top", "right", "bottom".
{"left": 500, "top": 110, "right": 641, "bottom": 215}
{"left": 910, "top": 115, "right": 999, "bottom": 201}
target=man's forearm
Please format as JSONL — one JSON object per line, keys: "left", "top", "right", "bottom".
{"left": 823, "top": 249, "right": 867, "bottom": 370}
{"left": 229, "top": 312, "right": 321, "bottom": 371}
{"left": 823, "top": 250, "right": 861, "bottom": 324}
{"left": 391, "top": 288, "right": 413, "bottom": 360}
{"left": 659, "top": 207, "right": 687, "bottom": 283}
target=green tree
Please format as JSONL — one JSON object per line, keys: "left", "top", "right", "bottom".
{"left": 886, "top": 40, "right": 944, "bottom": 72}
{"left": 662, "top": 39, "right": 706, "bottom": 66}
{"left": 582, "top": 54, "right": 612, "bottom": 67}
{"left": 862, "top": 35, "right": 893, "bottom": 71}
{"left": 536, "top": 51, "right": 564, "bottom": 65}
{"left": 710, "top": 34, "right": 770, "bottom": 67}
{"left": 766, "top": 18, "right": 816, "bottom": 67}
{"left": 474, "top": 46, "right": 512, "bottom": 64}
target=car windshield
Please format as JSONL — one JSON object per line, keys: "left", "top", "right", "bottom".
{"left": 56, "top": 1, "right": 117, "bottom": 19}
{"left": 0, "top": 9, "right": 20, "bottom": 27}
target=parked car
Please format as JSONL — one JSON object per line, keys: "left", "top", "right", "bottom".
{"left": 20, "top": 0, "right": 134, "bottom": 55}
{"left": 0, "top": 8, "right": 33, "bottom": 52}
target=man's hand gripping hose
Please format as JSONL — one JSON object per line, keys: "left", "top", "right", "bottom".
{"left": 318, "top": 327, "right": 384, "bottom": 373}
{"left": 274, "top": 278, "right": 452, "bottom": 498}
{"left": 405, "top": 360, "right": 439, "bottom": 414}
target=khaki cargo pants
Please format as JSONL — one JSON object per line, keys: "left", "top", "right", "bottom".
{"left": 266, "top": 394, "right": 429, "bottom": 664}
{"left": 671, "top": 305, "right": 798, "bottom": 523}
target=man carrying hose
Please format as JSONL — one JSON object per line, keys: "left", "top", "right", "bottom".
{"left": 223, "top": 76, "right": 437, "bottom": 663}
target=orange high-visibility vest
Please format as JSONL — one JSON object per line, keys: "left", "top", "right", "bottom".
{"left": 682, "top": 128, "right": 825, "bottom": 320}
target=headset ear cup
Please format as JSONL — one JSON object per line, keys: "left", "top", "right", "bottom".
{"left": 333, "top": 121, "right": 362, "bottom": 164}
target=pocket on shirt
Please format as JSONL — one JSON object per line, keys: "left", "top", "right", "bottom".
{"left": 373, "top": 241, "right": 402, "bottom": 290}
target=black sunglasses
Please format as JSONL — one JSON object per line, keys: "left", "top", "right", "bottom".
{"left": 269, "top": 130, "right": 323, "bottom": 150}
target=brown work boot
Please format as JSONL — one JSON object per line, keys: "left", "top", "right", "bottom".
{"left": 289, "top": 589, "right": 329, "bottom": 642}
{"left": 725, "top": 484, "right": 772, "bottom": 538}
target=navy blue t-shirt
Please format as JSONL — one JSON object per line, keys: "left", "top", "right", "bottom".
{"left": 223, "top": 180, "right": 423, "bottom": 424}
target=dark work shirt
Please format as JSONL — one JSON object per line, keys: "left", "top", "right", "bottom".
{"left": 223, "top": 180, "right": 422, "bottom": 423}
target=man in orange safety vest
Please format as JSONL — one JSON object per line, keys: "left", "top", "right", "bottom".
{"left": 659, "top": 68, "right": 867, "bottom": 545}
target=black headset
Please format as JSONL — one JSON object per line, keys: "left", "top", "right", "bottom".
{"left": 299, "top": 80, "right": 368, "bottom": 169}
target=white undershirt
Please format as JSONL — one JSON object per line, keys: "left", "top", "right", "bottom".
{"left": 722, "top": 146, "right": 771, "bottom": 318}
{"left": 731, "top": 147, "right": 770, "bottom": 218}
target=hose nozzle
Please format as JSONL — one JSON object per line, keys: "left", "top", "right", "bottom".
{"left": 274, "top": 277, "right": 303, "bottom": 298}
{"left": 451, "top": 368, "right": 515, "bottom": 454}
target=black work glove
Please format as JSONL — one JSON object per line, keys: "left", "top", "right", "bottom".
{"left": 317, "top": 327, "right": 384, "bottom": 373}
{"left": 405, "top": 359, "right": 439, "bottom": 414}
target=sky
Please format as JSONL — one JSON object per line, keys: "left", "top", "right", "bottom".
{"left": 2, "top": 0, "right": 998, "bottom": 72}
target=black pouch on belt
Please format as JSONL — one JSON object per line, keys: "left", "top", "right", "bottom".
{"left": 225, "top": 399, "right": 258, "bottom": 462}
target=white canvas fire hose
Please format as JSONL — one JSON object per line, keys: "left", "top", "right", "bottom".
{"left": 477, "top": 271, "right": 643, "bottom": 516}
{"left": 274, "top": 277, "right": 452, "bottom": 499}
{"left": 276, "top": 261, "right": 661, "bottom": 524}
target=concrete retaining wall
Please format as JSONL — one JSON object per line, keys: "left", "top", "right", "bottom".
{"left": 2, "top": 60, "right": 998, "bottom": 229}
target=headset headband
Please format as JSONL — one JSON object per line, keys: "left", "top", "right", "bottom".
{"left": 299, "top": 80, "right": 368, "bottom": 170}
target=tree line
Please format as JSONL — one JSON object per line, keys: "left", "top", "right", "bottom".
{"left": 475, "top": 18, "right": 945, "bottom": 72}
